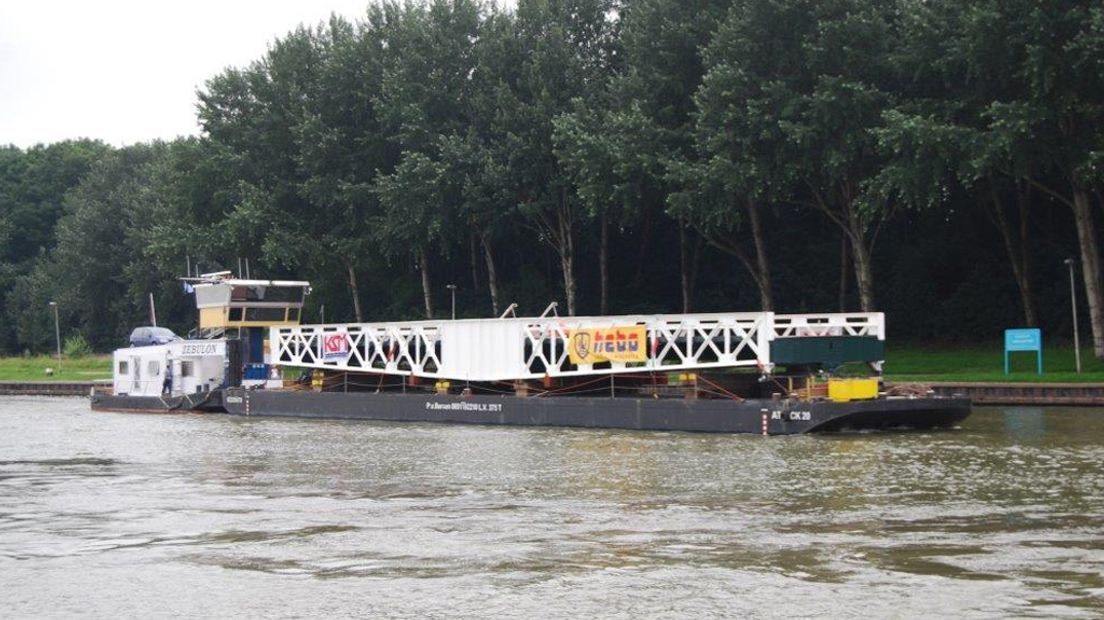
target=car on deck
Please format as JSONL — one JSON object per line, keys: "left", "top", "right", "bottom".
{"left": 128, "top": 326, "right": 179, "bottom": 347}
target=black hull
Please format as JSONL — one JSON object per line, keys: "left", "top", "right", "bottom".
{"left": 195, "top": 389, "right": 968, "bottom": 435}
{"left": 90, "top": 390, "right": 223, "bottom": 414}
{"left": 92, "top": 388, "right": 969, "bottom": 434}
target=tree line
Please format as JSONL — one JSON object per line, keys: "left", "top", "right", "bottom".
{"left": 1, "top": 0, "right": 1102, "bottom": 358}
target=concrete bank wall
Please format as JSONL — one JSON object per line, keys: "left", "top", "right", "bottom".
{"left": 0, "top": 381, "right": 100, "bottom": 396}
{"left": 893, "top": 382, "right": 1104, "bottom": 406}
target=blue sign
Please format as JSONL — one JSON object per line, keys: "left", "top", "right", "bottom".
{"left": 1004, "top": 328, "right": 1042, "bottom": 374}
{"left": 1005, "top": 328, "right": 1041, "bottom": 351}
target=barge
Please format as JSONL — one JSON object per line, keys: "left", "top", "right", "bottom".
{"left": 91, "top": 274, "right": 971, "bottom": 434}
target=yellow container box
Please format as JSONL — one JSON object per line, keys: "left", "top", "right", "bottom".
{"left": 828, "top": 378, "right": 879, "bottom": 402}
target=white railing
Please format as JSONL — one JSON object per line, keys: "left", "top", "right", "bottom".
{"left": 772, "top": 313, "right": 885, "bottom": 339}
{"left": 519, "top": 312, "right": 772, "bottom": 379}
{"left": 272, "top": 321, "right": 443, "bottom": 376}
{"left": 270, "top": 312, "right": 883, "bottom": 382}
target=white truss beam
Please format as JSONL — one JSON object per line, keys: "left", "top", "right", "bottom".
{"left": 270, "top": 312, "right": 884, "bottom": 382}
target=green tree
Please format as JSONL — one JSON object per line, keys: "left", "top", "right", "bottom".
{"left": 616, "top": 0, "right": 733, "bottom": 312}
{"left": 0, "top": 140, "right": 111, "bottom": 352}
{"left": 871, "top": 0, "right": 1039, "bottom": 325}
{"left": 9, "top": 145, "right": 167, "bottom": 350}
{"left": 876, "top": 0, "right": 1104, "bottom": 352}
{"left": 689, "top": 0, "right": 813, "bottom": 311}
{"left": 293, "top": 13, "right": 394, "bottom": 322}
{"left": 508, "top": 0, "right": 621, "bottom": 316}
{"left": 198, "top": 20, "right": 377, "bottom": 320}
{"left": 372, "top": 0, "right": 482, "bottom": 318}
{"left": 985, "top": 1, "right": 1104, "bottom": 357}
{"left": 554, "top": 100, "right": 663, "bottom": 314}
{"left": 375, "top": 152, "right": 452, "bottom": 318}
{"left": 697, "top": 0, "right": 899, "bottom": 312}
{"left": 440, "top": 6, "right": 528, "bottom": 316}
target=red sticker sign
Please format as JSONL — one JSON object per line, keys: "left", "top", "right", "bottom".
{"left": 323, "top": 333, "right": 349, "bottom": 360}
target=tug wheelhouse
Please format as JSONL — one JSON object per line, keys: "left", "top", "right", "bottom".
{"left": 187, "top": 272, "right": 310, "bottom": 388}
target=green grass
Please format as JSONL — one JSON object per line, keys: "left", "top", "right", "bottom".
{"left": 884, "top": 342, "right": 1104, "bottom": 383}
{"left": 0, "top": 355, "right": 113, "bottom": 382}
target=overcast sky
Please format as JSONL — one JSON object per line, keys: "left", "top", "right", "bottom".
{"left": 0, "top": 1, "right": 380, "bottom": 149}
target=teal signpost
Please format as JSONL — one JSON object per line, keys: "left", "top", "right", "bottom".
{"left": 1004, "top": 328, "right": 1042, "bottom": 375}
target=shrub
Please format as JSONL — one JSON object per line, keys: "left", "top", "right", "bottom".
{"left": 64, "top": 334, "right": 93, "bottom": 358}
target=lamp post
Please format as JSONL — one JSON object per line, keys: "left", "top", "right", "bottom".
{"left": 48, "top": 301, "right": 60, "bottom": 364}
{"left": 446, "top": 284, "right": 457, "bottom": 320}
{"left": 1065, "top": 258, "right": 1081, "bottom": 373}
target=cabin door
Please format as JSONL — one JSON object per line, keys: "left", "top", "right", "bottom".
{"left": 132, "top": 356, "right": 142, "bottom": 393}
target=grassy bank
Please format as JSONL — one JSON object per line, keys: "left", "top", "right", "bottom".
{"left": 0, "top": 355, "right": 112, "bottom": 382}
{"left": 884, "top": 343, "right": 1104, "bottom": 383}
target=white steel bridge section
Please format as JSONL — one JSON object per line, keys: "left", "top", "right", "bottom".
{"left": 270, "top": 312, "right": 884, "bottom": 382}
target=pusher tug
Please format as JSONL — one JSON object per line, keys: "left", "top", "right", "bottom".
{"left": 91, "top": 273, "right": 971, "bottom": 434}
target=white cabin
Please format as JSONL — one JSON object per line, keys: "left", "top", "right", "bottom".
{"left": 112, "top": 340, "right": 226, "bottom": 397}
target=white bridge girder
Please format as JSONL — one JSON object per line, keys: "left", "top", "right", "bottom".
{"left": 270, "top": 312, "right": 884, "bottom": 382}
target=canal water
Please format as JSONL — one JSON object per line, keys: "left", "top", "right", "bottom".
{"left": 1, "top": 397, "right": 1101, "bottom": 618}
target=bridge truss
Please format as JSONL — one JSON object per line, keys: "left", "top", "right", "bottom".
{"left": 269, "top": 312, "right": 884, "bottom": 382}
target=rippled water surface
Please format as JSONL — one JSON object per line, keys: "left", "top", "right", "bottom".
{"left": 1, "top": 397, "right": 1102, "bottom": 618}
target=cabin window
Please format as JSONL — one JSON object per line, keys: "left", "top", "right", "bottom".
{"left": 245, "top": 307, "right": 287, "bottom": 322}
{"left": 228, "top": 307, "right": 243, "bottom": 321}
{"left": 180, "top": 361, "right": 194, "bottom": 377}
{"left": 261, "top": 286, "right": 305, "bottom": 304}
{"left": 288, "top": 308, "right": 300, "bottom": 322}
{"left": 231, "top": 285, "right": 304, "bottom": 304}
{"left": 148, "top": 361, "right": 160, "bottom": 376}
{"left": 117, "top": 361, "right": 128, "bottom": 375}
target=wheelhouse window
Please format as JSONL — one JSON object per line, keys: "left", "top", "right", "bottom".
{"left": 230, "top": 285, "right": 305, "bottom": 304}
{"left": 245, "top": 307, "right": 287, "bottom": 322}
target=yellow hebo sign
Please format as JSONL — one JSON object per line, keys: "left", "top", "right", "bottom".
{"left": 568, "top": 325, "right": 648, "bottom": 365}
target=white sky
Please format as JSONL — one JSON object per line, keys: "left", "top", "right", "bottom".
{"left": 0, "top": 1, "right": 379, "bottom": 148}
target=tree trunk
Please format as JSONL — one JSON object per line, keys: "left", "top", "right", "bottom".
{"left": 1072, "top": 186, "right": 1104, "bottom": 359}
{"left": 418, "top": 247, "right": 433, "bottom": 319}
{"left": 599, "top": 213, "right": 609, "bottom": 315}
{"left": 990, "top": 188, "right": 1038, "bottom": 326}
{"left": 481, "top": 234, "right": 500, "bottom": 317}
{"left": 746, "top": 199, "right": 773, "bottom": 311}
{"left": 846, "top": 203, "right": 876, "bottom": 312}
{"left": 561, "top": 247, "right": 576, "bottom": 317}
{"left": 679, "top": 220, "right": 692, "bottom": 313}
{"left": 469, "top": 232, "right": 481, "bottom": 291}
{"left": 346, "top": 262, "right": 363, "bottom": 323}
{"left": 699, "top": 226, "right": 767, "bottom": 312}
{"left": 838, "top": 234, "right": 849, "bottom": 312}
{"left": 1015, "top": 184, "right": 1038, "bottom": 326}
{"left": 558, "top": 188, "right": 577, "bottom": 316}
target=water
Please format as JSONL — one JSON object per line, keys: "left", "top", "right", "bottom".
{"left": 1, "top": 397, "right": 1102, "bottom": 618}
